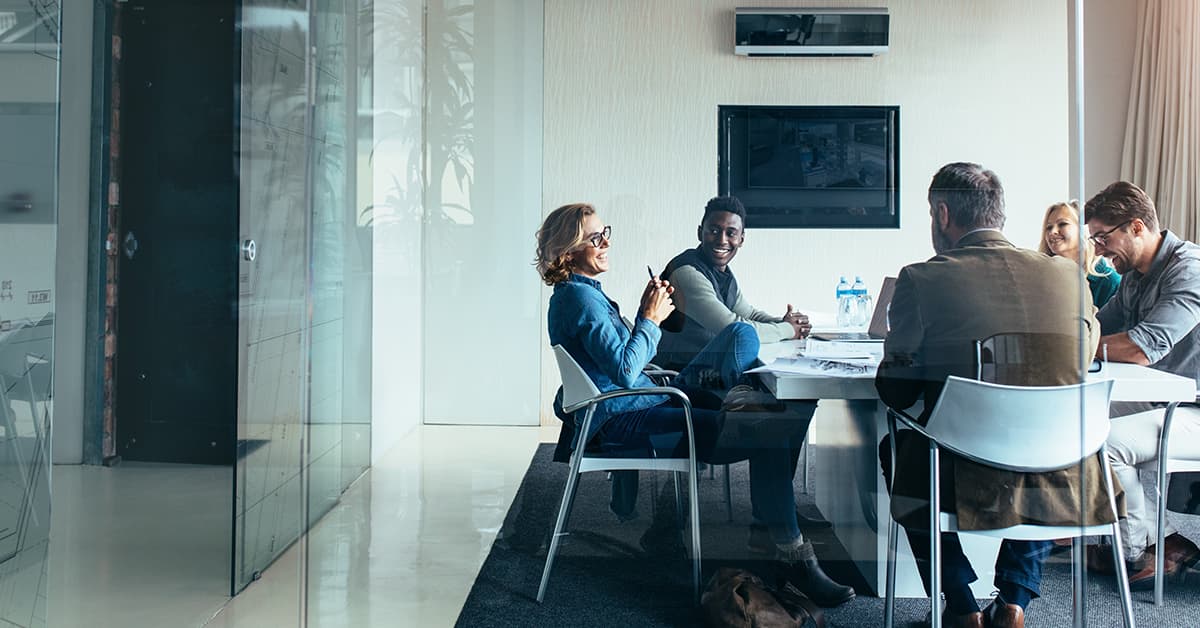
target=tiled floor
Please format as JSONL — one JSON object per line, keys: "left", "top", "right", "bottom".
{"left": 47, "top": 425, "right": 547, "bottom": 627}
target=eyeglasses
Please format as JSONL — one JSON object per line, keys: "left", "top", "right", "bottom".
{"left": 585, "top": 225, "right": 612, "bottom": 248}
{"left": 1087, "top": 220, "right": 1132, "bottom": 246}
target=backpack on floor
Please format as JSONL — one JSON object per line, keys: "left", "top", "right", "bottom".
{"left": 700, "top": 567, "right": 825, "bottom": 628}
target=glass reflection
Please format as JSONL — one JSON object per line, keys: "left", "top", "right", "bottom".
{"left": 0, "top": 4, "right": 57, "bottom": 626}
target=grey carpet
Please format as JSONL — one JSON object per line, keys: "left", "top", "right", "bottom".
{"left": 455, "top": 444, "right": 1200, "bottom": 627}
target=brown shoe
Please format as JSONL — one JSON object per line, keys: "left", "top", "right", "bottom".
{"left": 923, "top": 610, "right": 983, "bottom": 628}
{"left": 1124, "top": 534, "right": 1200, "bottom": 590}
{"left": 982, "top": 598, "right": 1025, "bottom": 628}
{"left": 1161, "top": 533, "right": 1200, "bottom": 569}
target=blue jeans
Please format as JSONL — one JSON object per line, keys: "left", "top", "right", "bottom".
{"left": 672, "top": 322, "right": 761, "bottom": 390}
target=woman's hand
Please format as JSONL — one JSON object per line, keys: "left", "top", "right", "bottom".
{"left": 639, "top": 277, "right": 676, "bottom": 325}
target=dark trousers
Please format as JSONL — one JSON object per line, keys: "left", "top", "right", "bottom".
{"left": 600, "top": 388, "right": 813, "bottom": 545}
{"left": 880, "top": 432, "right": 1052, "bottom": 612}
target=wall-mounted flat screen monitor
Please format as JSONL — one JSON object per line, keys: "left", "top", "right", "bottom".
{"left": 719, "top": 105, "right": 899, "bottom": 228}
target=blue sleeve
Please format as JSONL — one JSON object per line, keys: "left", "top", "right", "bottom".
{"left": 575, "top": 294, "right": 661, "bottom": 388}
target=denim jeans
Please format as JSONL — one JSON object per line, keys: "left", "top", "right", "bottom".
{"left": 672, "top": 322, "right": 761, "bottom": 390}
{"left": 902, "top": 532, "right": 1052, "bottom": 612}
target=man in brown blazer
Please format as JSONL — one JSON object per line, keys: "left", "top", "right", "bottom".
{"left": 877, "top": 162, "right": 1114, "bottom": 628}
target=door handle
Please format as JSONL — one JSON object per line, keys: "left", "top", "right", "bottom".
{"left": 123, "top": 231, "right": 139, "bottom": 260}
{"left": 242, "top": 239, "right": 256, "bottom": 262}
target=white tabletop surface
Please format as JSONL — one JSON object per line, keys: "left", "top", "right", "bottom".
{"left": 759, "top": 339, "right": 1197, "bottom": 404}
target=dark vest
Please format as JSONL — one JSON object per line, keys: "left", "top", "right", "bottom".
{"left": 655, "top": 248, "right": 739, "bottom": 369}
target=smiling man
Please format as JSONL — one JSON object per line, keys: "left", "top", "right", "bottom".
{"left": 655, "top": 196, "right": 810, "bottom": 378}
{"left": 1083, "top": 181, "right": 1200, "bottom": 590}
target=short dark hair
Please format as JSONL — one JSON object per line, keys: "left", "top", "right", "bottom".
{"left": 927, "top": 162, "right": 1006, "bottom": 230}
{"left": 1084, "top": 181, "right": 1159, "bottom": 232}
{"left": 702, "top": 196, "right": 746, "bottom": 224}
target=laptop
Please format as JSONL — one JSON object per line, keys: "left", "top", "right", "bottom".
{"left": 811, "top": 277, "right": 897, "bottom": 342}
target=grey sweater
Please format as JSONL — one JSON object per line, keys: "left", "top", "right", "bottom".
{"left": 655, "top": 257, "right": 793, "bottom": 369}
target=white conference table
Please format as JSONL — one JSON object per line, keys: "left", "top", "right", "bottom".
{"left": 756, "top": 339, "right": 1198, "bottom": 598}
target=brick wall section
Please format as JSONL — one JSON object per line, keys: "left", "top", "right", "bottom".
{"left": 100, "top": 5, "right": 123, "bottom": 461}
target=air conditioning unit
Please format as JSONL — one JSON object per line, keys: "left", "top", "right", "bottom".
{"left": 735, "top": 7, "right": 889, "bottom": 57}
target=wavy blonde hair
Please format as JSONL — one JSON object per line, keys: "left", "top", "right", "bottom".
{"left": 1038, "top": 200, "right": 1110, "bottom": 277}
{"left": 535, "top": 203, "right": 596, "bottom": 285}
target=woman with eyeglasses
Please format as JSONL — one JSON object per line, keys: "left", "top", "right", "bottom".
{"left": 535, "top": 202, "right": 855, "bottom": 606}
{"left": 1039, "top": 200, "right": 1121, "bottom": 308}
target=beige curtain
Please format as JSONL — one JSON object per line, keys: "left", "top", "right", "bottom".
{"left": 1121, "top": 0, "right": 1200, "bottom": 241}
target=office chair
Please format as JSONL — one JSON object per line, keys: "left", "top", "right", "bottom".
{"left": 882, "top": 377, "right": 1134, "bottom": 628}
{"left": 537, "top": 345, "right": 703, "bottom": 603}
{"left": 1151, "top": 401, "right": 1200, "bottom": 605}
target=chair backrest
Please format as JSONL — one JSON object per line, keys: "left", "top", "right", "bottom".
{"left": 925, "top": 376, "right": 1114, "bottom": 472}
{"left": 553, "top": 345, "right": 602, "bottom": 413}
{"left": 975, "top": 331, "right": 1082, "bottom": 386}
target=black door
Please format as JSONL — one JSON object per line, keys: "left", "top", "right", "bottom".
{"left": 115, "top": 0, "right": 237, "bottom": 464}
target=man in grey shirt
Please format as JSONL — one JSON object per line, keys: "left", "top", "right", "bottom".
{"left": 656, "top": 196, "right": 810, "bottom": 373}
{"left": 1084, "top": 181, "right": 1200, "bottom": 589}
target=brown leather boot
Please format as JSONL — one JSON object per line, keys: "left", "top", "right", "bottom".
{"left": 982, "top": 597, "right": 1025, "bottom": 628}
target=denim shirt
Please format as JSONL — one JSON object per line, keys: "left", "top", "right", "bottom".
{"left": 548, "top": 274, "right": 668, "bottom": 446}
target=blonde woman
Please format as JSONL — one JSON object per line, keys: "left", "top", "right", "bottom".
{"left": 536, "top": 202, "right": 854, "bottom": 606}
{"left": 1040, "top": 200, "right": 1121, "bottom": 307}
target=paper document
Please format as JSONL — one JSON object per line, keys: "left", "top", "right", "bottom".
{"left": 799, "top": 341, "right": 880, "bottom": 361}
{"left": 746, "top": 356, "right": 877, "bottom": 377}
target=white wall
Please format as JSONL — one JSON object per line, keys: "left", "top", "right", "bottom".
{"left": 370, "top": 0, "right": 425, "bottom": 461}
{"left": 52, "top": 2, "right": 94, "bottom": 464}
{"left": 541, "top": 0, "right": 1072, "bottom": 421}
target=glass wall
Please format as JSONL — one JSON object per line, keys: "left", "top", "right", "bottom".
{"left": 0, "top": 3, "right": 58, "bottom": 626}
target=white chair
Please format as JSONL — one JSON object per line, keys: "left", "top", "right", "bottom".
{"left": 882, "top": 376, "right": 1135, "bottom": 628}
{"left": 1152, "top": 400, "right": 1200, "bottom": 605}
{"left": 537, "top": 345, "right": 703, "bottom": 603}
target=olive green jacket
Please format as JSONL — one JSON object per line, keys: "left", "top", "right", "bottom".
{"left": 876, "top": 230, "right": 1123, "bottom": 530}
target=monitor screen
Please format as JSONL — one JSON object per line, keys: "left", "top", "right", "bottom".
{"left": 719, "top": 105, "right": 899, "bottom": 229}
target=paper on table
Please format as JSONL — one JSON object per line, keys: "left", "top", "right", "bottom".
{"left": 800, "top": 341, "right": 880, "bottom": 361}
{"left": 746, "top": 356, "right": 876, "bottom": 377}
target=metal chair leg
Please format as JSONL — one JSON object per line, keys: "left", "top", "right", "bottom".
{"left": 1156, "top": 456, "right": 1170, "bottom": 605}
{"left": 688, "top": 461, "right": 703, "bottom": 603}
{"left": 1071, "top": 539, "right": 1085, "bottom": 628}
{"left": 537, "top": 464, "right": 583, "bottom": 603}
{"left": 673, "top": 471, "right": 685, "bottom": 530}
{"left": 724, "top": 464, "right": 733, "bottom": 522}
{"left": 929, "top": 444, "right": 942, "bottom": 628}
{"left": 1155, "top": 401, "right": 1179, "bottom": 606}
{"left": 1111, "top": 525, "right": 1136, "bottom": 628}
{"left": 884, "top": 518, "right": 899, "bottom": 628}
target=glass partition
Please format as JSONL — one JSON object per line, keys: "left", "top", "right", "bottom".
{"left": 234, "top": 0, "right": 310, "bottom": 601}
{"left": 0, "top": 3, "right": 58, "bottom": 626}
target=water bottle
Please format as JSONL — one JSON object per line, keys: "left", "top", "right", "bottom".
{"left": 835, "top": 276, "right": 853, "bottom": 327}
{"left": 852, "top": 276, "right": 873, "bottom": 327}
